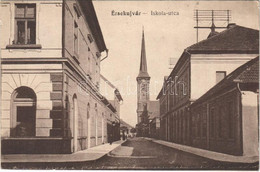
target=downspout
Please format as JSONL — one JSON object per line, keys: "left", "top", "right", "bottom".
{"left": 100, "top": 49, "right": 109, "bottom": 62}
{"left": 236, "top": 82, "right": 243, "bottom": 155}
{"left": 61, "top": 0, "right": 66, "bottom": 139}
{"left": 62, "top": 0, "right": 65, "bottom": 58}
{"left": 206, "top": 103, "right": 210, "bottom": 149}
{"left": 237, "top": 82, "right": 241, "bottom": 93}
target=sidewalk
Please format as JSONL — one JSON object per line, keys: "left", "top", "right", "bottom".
{"left": 1, "top": 140, "right": 126, "bottom": 163}
{"left": 145, "top": 138, "right": 259, "bottom": 163}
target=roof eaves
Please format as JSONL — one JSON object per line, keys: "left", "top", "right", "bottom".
{"left": 186, "top": 25, "right": 238, "bottom": 52}
{"left": 78, "top": 0, "right": 107, "bottom": 52}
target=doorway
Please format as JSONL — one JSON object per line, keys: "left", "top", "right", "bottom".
{"left": 16, "top": 106, "right": 36, "bottom": 137}
{"left": 11, "top": 86, "right": 36, "bottom": 137}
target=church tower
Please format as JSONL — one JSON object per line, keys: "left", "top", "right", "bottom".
{"left": 136, "top": 29, "right": 150, "bottom": 124}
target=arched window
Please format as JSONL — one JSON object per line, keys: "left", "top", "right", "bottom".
{"left": 87, "top": 103, "right": 91, "bottom": 148}
{"left": 95, "top": 103, "right": 98, "bottom": 145}
{"left": 73, "top": 94, "right": 78, "bottom": 152}
{"left": 87, "top": 103, "right": 90, "bottom": 119}
{"left": 11, "top": 86, "right": 36, "bottom": 137}
{"left": 65, "top": 95, "right": 70, "bottom": 137}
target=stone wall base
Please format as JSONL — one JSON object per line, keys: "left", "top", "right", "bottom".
{"left": 1, "top": 138, "right": 72, "bottom": 154}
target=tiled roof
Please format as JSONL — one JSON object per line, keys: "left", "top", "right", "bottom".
{"left": 187, "top": 25, "right": 259, "bottom": 53}
{"left": 235, "top": 60, "right": 259, "bottom": 83}
{"left": 191, "top": 56, "right": 259, "bottom": 106}
{"left": 156, "top": 24, "right": 259, "bottom": 100}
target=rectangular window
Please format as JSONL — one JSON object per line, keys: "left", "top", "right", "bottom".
{"left": 210, "top": 108, "right": 215, "bottom": 138}
{"left": 15, "top": 4, "right": 36, "bottom": 44}
{"left": 202, "top": 112, "right": 207, "bottom": 137}
{"left": 216, "top": 110, "right": 221, "bottom": 138}
{"left": 74, "top": 22, "right": 79, "bottom": 56}
{"left": 227, "top": 101, "right": 234, "bottom": 138}
{"left": 197, "top": 114, "right": 201, "bottom": 138}
{"left": 216, "top": 71, "right": 226, "bottom": 84}
{"left": 88, "top": 34, "right": 94, "bottom": 43}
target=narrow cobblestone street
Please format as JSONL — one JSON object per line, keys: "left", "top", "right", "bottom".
{"left": 2, "top": 137, "right": 258, "bottom": 170}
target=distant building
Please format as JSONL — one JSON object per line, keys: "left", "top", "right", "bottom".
{"left": 156, "top": 24, "right": 259, "bottom": 154}
{"left": 100, "top": 74, "right": 123, "bottom": 143}
{"left": 148, "top": 101, "right": 160, "bottom": 138}
{"left": 120, "top": 119, "right": 134, "bottom": 137}
{"left": 1, "top": 0, "right": 119, "bottom": 154}
{"left": 190, "top": 56, "right": 259, "bottom": 156}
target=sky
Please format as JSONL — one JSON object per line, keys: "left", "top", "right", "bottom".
{"left": 93, "top": 1, "right": 259, "bottom": 127}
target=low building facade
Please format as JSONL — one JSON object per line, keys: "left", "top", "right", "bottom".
{"left": 149, "top": 117, "right": 160, "bottom": 139}
{"left": 100, "top": 74, "right": 123, "bottom": 143}
{"left": 190, "top": 57, "right": 259, "bottom": 156}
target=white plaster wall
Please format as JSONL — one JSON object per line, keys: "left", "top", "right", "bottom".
{"left": 0, "top": 2, "right": 11, "bottom": 49}
{"left": 38, "top": 2, "right": 62, "bottom": 49}
{"left": 64, "top": 0, "right": 101, "bottom": 86}
{"left": 241, "top": 91, "right": 258, "bottom": 157}
{"left": 66, "top": 73, "right": 110, "bottom": 150}
{"left": 0, "top": 1, "right": 62, "bottom": 58}
{"left": 190, "top": 54, "right": 258, "bottom": 100}
{"left": 1, "top": 73, "right": 53, "bottom": 137}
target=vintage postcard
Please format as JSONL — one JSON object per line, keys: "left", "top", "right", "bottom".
{"left": 0, "top": 0, "right": 259, "bottom": 170}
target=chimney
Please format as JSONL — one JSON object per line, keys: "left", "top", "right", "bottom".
{"left": 227, "top": 23, "right": 236, "bottom": 29}
{"left": 207, "top": 23, "right": 219, "bottom": 39}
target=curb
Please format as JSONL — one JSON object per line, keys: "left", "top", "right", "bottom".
{"left": 1, "top": 140, "right": 128, "bottom": 164}
{"left": 105, "top": 139, "right": 128, "bottom": 158}
{"left": 145, "top": 137, "right": 259, "bottom": 164}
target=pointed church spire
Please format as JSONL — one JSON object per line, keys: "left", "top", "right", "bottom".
{"left": 137, "top": 27, "right": 150, "bottom": 78}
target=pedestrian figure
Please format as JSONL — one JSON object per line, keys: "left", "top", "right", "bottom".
{"left": 109, "top": 133, "right": 113, "bottom": 145}
{"left": 122, "top": 131, "right": 126, "bottom": 140}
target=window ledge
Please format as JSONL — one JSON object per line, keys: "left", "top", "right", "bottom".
{"left": 72, "top": 53, "right": 80, "bottom": 64}
{"left": 6, "top": 44, "right": 42, "bottom": 49}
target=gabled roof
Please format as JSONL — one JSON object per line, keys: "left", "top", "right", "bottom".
{"left": 120, "top": 119, "right": 134, "bottom": 129}
{"left": 191, "top": 56, "right": 259, "bottom": 106}
{"left": 156, "top": 51, "right": 190, "bottom": 100}
{"left": 100, "top": 74, "right": 123, "bottom": 101}
{"left": 156, "top": 24, "right": 259, "bottom": 100}
{"left": 101, "top": 97, "right": 117, "bottom": 113}
{"left": 187, "top": 25, "right": 259, "bottom": 54}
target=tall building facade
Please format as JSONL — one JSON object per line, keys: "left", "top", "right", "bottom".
{"left": 136, "top": 30, "right": 150, "bottom": 124}
{"left": 1, "top": 0, "right": 121, "bottom": 154}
